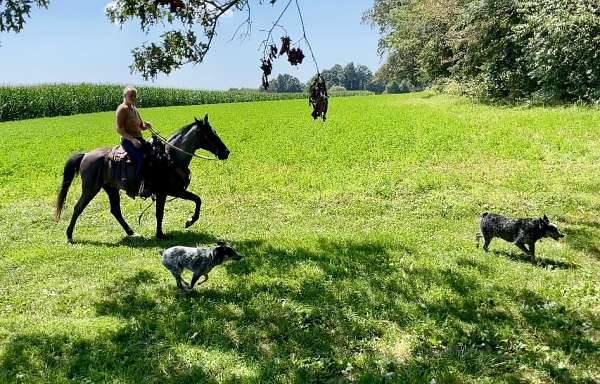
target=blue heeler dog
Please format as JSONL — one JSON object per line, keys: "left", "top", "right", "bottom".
{"left": 476, "top": 213, "right": 565, "bottom": 262}
{"left": 160, "top": 241, "right": 242, "bottom": 291}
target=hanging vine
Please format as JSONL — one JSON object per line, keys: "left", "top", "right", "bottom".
{"left": 258, "top": 0, "right": 327, "bottom": 120}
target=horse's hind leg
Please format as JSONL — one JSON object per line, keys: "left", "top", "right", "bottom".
{"left": 66, "top": 186, "right": 101, "bottom": 243}
{"left": 104, "top": 186, "right": 134, "bottom": 236}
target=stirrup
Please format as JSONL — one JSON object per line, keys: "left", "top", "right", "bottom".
{"left": 138, "top": 182, "right": 153, "bottom": 199}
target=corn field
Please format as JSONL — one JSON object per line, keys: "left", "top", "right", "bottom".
{"left": 0, "top": 83, "right": 372, "bottom": 122}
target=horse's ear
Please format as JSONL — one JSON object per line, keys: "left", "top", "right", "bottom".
{"left": 194, "top": 116, "right": 199, "bottom": 123}
{"left": 204, "top": 114, "right": 209, "bottom": 124}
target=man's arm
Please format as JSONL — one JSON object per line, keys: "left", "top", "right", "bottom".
{"left": 135, "top": 108, "right": 151, "bottom": 131}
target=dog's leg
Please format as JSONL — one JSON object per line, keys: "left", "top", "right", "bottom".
{"left": 515, "top": 240, "right": 530, "bottom": 256}
{"left": 187, "top": 273, "right": 208, "bottom": 291}
{"left": 528, "top": 242, "right": 536, "bottom": 263}
{"left": 483, "top": 236, "right": 491, "bottom": 252}
{"left": 169, "top": 270, "right": 189, "bottom": 290}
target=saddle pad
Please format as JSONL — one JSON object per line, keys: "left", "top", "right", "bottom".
{"left": 108, "top": 145, "right": 132, "bottom": 163}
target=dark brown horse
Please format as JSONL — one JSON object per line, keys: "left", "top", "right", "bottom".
{"left": 55, "top": 114, "right": 230, "bottom": 243}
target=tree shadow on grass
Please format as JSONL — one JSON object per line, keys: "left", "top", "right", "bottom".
{"left": 562, "top": 224, "right": 600, "bottom": 261}
{"left": 0, "top": 238, "right": 597, "bottom": 383}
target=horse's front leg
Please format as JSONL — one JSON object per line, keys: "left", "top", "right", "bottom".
{"left": 155, "top": 193, "right": 168, "bottom": 240}
{"left": 173, "top": 190, "right": 202, "bottom": 228}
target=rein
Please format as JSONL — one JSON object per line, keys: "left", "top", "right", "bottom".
{"left": 148, "top": 126, "right": 218, "bottom": 161}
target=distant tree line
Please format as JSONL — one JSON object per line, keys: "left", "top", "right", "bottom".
{"left": 365, "top": 0, "right": 600, "bottom": 103}
{"left": 263, "top": 62, "right": 421, "bottom": 94}
{"left": 317, "top": 62, "right": 420, "bottom": 94}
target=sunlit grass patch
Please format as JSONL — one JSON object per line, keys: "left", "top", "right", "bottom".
{"left": 0, "top": 93, "right": 598, "bottom": 382}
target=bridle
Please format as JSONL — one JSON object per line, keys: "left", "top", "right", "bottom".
{"left": 147, "top": 126, "right": 218, "bottom": 161}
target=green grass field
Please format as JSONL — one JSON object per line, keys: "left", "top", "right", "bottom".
{"left": 0, "top": 93, "right": 598, "bottom": 383}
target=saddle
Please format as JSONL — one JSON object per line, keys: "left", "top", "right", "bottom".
{"left": 106, "top": 145, "right": 139, "bottom": 197}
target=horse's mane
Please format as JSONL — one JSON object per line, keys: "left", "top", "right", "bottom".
{"left": 167, "top": 121, "right": 198, "bottom": 142}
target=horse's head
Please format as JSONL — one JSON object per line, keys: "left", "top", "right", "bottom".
{"left": 193, "top": 114, "right": 230, "bottom": 160}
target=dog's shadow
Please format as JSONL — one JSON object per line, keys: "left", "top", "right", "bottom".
{"left": 492, "top": 249, "right": 577, "bottom": 269}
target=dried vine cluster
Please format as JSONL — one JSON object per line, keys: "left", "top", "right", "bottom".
{"left": 260, "top": 36, "right": 305, "bottom": 90}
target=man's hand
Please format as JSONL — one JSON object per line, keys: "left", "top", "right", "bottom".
{"left": 143, "top": 121, "right": 152, "bottom": 130}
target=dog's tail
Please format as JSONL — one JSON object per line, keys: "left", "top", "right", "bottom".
{"left": 475, "top": 233, "right": 482, "bottom": 248}
{"left": 54, "top": 152, "right": 85, "bottom": 221}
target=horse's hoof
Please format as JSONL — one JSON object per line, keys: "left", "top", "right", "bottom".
{"left": 185, "top": 220, "right": 194, "bottom": 228}
{"left": 157, "top": 234, "right": 169, "bottom": 241}
{"left": 66, "top": 238, "right": 74, "bottom": 244}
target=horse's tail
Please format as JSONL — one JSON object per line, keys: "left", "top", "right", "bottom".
{"left": 54, "top": 152, "right": 85, "bottom": 221}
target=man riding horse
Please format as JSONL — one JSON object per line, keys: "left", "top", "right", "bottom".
{"left": 55, "top": 98, "right": 230, "bottom": 242}
{"left": 117, "top": 86, "right": 153, "bottom": 198}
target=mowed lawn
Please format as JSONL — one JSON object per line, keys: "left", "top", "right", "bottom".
{"left": 0, "top": 93, "right": 599, "bottom": 383}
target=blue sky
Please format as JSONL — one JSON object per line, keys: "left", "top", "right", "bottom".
{"left": 0, "top": 1, "right": 381, "bottom": 89}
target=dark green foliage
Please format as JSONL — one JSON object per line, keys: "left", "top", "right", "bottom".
{"left": 264, "top": 73, "right": 305, "bottom": 93}
{"left": 104, "top": 0, "right": 254, "bottom": 80}
{"left": 315, "top": 62, "right": 386, "bottom": 93}
{"left": 0, "top": 0, "right": 48, "bottom": 35}
{"left": 366, "top": 0, "right": 600, "bottom": 102}
{"left": 385, "top": 81, "right": 401, "bottom": 94}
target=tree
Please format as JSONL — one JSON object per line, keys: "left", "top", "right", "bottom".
{"left": 365, "top": 0, "right": 600, "bottom": 102}
{"left": 385, "top": 81, "right": 401, "bottom": 94}
{"left": 106, "top": 0, "right": 282, "bottom": 79}
{"left": 366, "top": 78, "right": 385, "bottom": 94}
{"left": 1, "top": 0, "right": 288, "bottom": 80}
{"left": 343, "top": 62, "right": 357, "bottom": 90}
{"left": 319, "top": 62, "right": 375, "bottom": 91}
{"left": 321, "top": 64, "right": 345, "bottom": 89}
{"left": 0, "top": 0, "right": 49, "bottom": 42}
{"left": 355, "top": 64, "right": 373, "bottom": 90}
{"left": 264, "top": 73, "right": 304, "bottom": 92}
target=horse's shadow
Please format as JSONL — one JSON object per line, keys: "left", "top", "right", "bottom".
{"left": 76, "top": 230, "right": 220, "bottom": 249}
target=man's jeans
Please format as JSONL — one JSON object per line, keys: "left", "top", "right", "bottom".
{"left": 120, "top": 137, "right": 145, "bottom": 177}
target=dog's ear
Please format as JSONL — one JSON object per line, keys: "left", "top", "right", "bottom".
{"left": 217, "top": 240, "right": 226, "bottom": 246}
{"left": 543, "top": 214, "right": 549, "bottom": 223}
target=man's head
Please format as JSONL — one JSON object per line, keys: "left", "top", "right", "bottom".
{"left": 123, "top": 86, "right": 138, "bottom": 106}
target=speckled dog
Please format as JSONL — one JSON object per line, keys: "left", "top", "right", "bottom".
{"left": 160, "top": 241, "right": 242, "bottom": 291}
{"left": 476, "top": 213, "right": 565, "bottom": 262}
